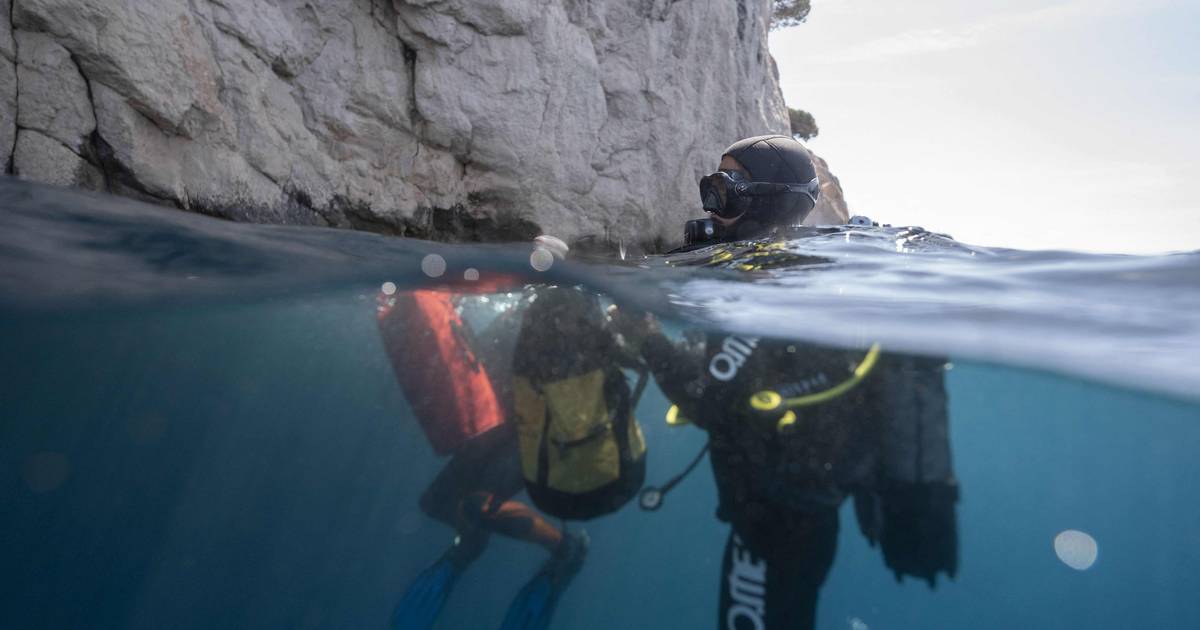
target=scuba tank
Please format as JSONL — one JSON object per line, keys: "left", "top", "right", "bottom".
{"left": 377, "top": 289, "right": 505, "bottom": 456}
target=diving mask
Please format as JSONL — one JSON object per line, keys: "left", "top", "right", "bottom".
{"left": 698, "top": 170, "right": 820, "bottom": 219}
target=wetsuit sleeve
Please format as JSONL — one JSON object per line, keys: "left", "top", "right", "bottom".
{"left": 639, "top": 332, "right": 708, "bottom": 427}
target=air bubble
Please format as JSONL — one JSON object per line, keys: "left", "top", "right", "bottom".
{"left": 530, "top": 248, "right": 554, "bottom": 272}
{"left": 464, "top": 268, "right": 480, "bottom": 281}
{"left": 421, "top": 254, "right": 446, "bottom": 278}
{"left": 1054, "top": 529, "right": 1098, "bottom": 571}
{"left": 381, "top": 281, "right": 397, "bottom": 295}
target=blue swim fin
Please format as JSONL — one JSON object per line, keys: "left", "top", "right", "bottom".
{"left": 390, "top": 556, "right": 459, "bottom": 630}
{"left": 498, "top": 531, "right": 588, "bottom": 630}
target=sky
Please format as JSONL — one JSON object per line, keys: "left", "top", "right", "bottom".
{"left": 770, "top": 0, "right": 1200, "bottom": 254}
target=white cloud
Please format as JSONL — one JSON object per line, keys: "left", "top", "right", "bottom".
{"left": 810, "top": 0, "right": 1172, "bottom": 64}
{"left": 1152, "top": 74, "right": 1200, "bottom": 90}
{"left": 808, "top": 0, "right": 910, "bottom": 17}
{"left": 777, "top": 77, "right": 944, "bottom": 90}
{"left": 814, "top": 28, "right": 979, "bottom": 63}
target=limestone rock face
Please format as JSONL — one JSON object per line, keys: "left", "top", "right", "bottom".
{"left": 808, "top": 152, "right": 851, "bottom": 226}
{"left": 0, "top": 0, "right": 12, "bottom": 62}
{"left": 13, "top": 128, "right": 103, "bottom": 188}
{"left": 15, "top": 30, "right": 94, "bottom": 154}
{"left": 1, "top": 0, "right": 16, "bottom": 173}
{"left": 2, "top": 0, "right": 849, "bottom": 244}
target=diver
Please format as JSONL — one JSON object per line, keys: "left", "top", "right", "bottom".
{"left": 611, "top": 135, "right": 959, "bottom": 630}
{"left": 509, "top": 283, "right": 649, "bottom": 522}
{"left": 378, "top": 262, "right": 588, "bottom": 630}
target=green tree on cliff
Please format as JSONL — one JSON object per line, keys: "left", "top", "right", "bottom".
{"left": 771, "top": 0, "right": 812, "bottom": 29}
{"left": 788, "top": 107, "right": 819, "bottom": 141}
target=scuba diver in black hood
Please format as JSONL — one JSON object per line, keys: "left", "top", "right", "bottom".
{"left": 612, "top": 135, "right": 959, "bottom": 630}
{"left": 683, "top": 134, "right": 823, "bottom": 247}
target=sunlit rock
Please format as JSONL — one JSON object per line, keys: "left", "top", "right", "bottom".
{"left": 13, "top": 0, "right": 223, "bottom": 137}
{"left": 808, "top": 152, "right": 851, "bottom": 226}
{"left": 1, "top": 0, "right": 850, "bottom": 245}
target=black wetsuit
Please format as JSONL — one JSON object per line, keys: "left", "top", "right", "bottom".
{"left": 640, "top": 331, "right": 956, "bottom": 630}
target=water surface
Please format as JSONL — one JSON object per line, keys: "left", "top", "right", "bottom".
{"left": 2, "top": 180, "right": 1197, "bottom": 629}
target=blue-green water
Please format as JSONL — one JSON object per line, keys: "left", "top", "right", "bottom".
{"left": 2, "top": 180, "right": 1199, "bottom": 629}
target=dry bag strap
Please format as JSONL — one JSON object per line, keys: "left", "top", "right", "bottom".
{"left": 551, "top": 416, "right": 614, "bottom": 452}
{"left": 531, "top": 379, "right": 552, "bottom": 487}
{"left": 609, "top": 368, "right": 645, "bottom": 470}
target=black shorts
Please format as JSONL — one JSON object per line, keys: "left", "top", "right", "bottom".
{"left": 418, "top": 423, "right": 524, "bottom": 526}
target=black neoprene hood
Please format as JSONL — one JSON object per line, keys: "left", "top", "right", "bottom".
{"left": 713, "top": 134, "right": 819, "bottom": 237}
{"left": 723, "top": 134, "right": 817, "bottom": 184}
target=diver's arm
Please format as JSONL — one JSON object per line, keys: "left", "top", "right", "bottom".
{"left": 607, "top": 307, "right": 708, "bottom": 424}
{"left": 637, "top": 331, "right": 709, "bottom": 426}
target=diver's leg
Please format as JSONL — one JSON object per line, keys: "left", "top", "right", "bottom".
{"left": 393, "top": 428, "right": 506, "bottom": 629}
{"left": 415, "top": 450, "right": 491, "bottom": 564}
{"left": 459, "top": 423, "right": 563, "bottom": 552}
{"left": 418, "top": 423, "right": 515, "bottom": 527}
{"left": 718, "top": 508, "right": 839, "bottom": 630}
{"left": 460, "top": 492, "right": 562, "bottom": 552}
{"left": 479, "top": 425, "right": 585, "bottom": 630}
{"left": 497, "top": 529, "right": 588, "bottom": 630}
{"left": 765, "top": 508, "right": 839, "bottom": 630}
{"left": 719, "top": 529, "right": 767, "bottom": 630}
{"left": 420, "top": 423, "right": 562, "bottom": 552}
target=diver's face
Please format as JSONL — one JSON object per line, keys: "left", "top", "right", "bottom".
{"left": 711, "top": 155, "right": 751, "bottom": 227}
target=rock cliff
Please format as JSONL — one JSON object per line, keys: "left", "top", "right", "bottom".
{"left": 1, "top": 0, "right": 848, "bottom": 246}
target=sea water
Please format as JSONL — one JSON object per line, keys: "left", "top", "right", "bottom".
{"left": 1, "top": 180, "right": 1198, "bottom": 629}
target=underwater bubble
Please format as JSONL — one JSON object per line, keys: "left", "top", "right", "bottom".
{"left": 21, "top": 452, "right": 70, "bottom": 493}
{"left": 421, "top": 254, "right": 446, "bottom": 278}
{"left": 464, "top": 268, "right": 480, "bottom": 281}
{"left": 848, "top": 618, "right": 869, "bottom": 630}
{"left": 1054, "top": 529, "right": 1099, "bottom": 570}
{"left": 530, "top": 248, "right": 555, "bottom": 272}
{"left": 380, "top": 281, "right": 397, "bottom": 295}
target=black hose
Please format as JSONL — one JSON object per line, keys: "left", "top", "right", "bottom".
{"left": 638, "top": 443, "right": 709, "bottom": 511}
